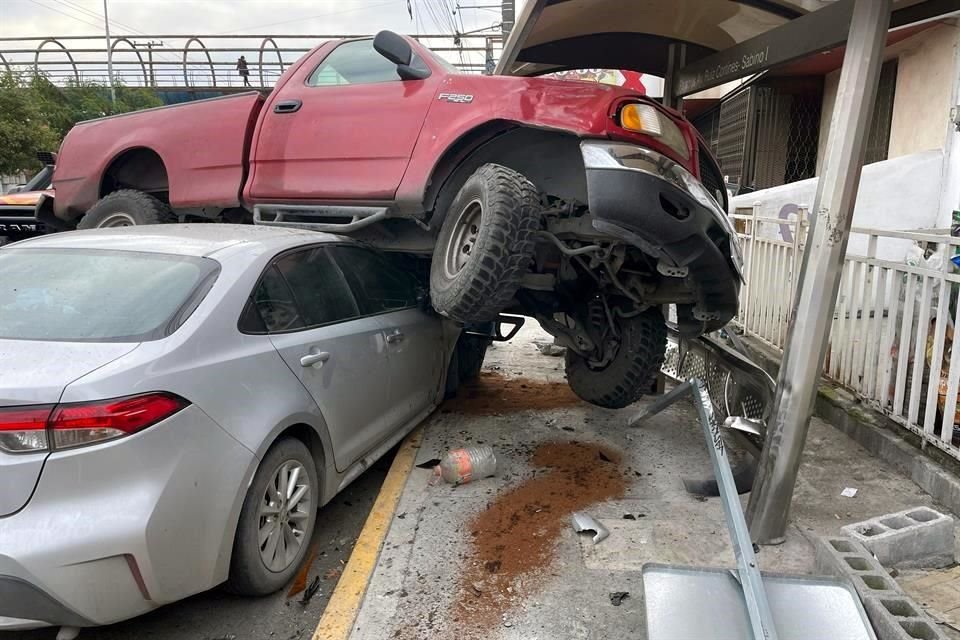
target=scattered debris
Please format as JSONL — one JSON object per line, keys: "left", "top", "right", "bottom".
{"left": 455, "top": 441, "right": 627, "bottom": 631}
{"left": 571, "top": 512, "right": 610, "bottom": 544}
{"left": 397, "top": 512, "right": 407, "bottom": 519}
{"left": 287, "top": 546, "right": 318, "bottom": 598}
{"left": 324, "top": 566, "right": 343, "bottom": 581}
{"left": 434, "top": 445, "right": 497, "bottom": 485}
{"left": 471, "top": 581, "right": 484, "bottom": 595}
{"left": 609, "top": 591, "right": 630, "bottom": 606}
{"left": 841, "top": 487, "right": 858, "bottom": 498}
{"left": 442, "top": 371, "right": 582, "bottom": 415}
{"left": 300, "top": 576, "right": 321, "bottom": 605}
{"left": 623, "top": 514, "right": 637, "bottom": 520}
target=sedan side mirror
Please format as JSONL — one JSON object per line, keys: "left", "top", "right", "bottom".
{"left": 374, "top": 30, "right": 429, "bottom": 81}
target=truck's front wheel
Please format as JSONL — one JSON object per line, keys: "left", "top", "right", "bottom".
{"left": 565, "top": 307, "right": 668, "bottom": 409}
{"left": 430, "top": 164, "right": 540, "bottom": 323}
{"left": 78, "top": 189, "right": 174, "bottom": 229}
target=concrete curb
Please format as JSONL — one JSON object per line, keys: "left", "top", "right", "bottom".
{"left": 742, "top": 337, "right": 960, "bottom": 519}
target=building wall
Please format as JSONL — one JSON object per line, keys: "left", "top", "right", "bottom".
{"left": 817, "top": 22, "right": 959, "bottom": 173}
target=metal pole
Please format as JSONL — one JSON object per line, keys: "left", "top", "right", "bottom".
{"left": 663, "top": 42, "right": 686, "bottom": 110}
{"left": 102, "top": 0, "right": 115, "bottom": 104}
{"left": 746, "top": 0, "right": 893, "bottom": 544}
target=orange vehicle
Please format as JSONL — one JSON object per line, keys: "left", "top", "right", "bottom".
{"left": 0, "top": 152, "right": 55, "bottom": 242}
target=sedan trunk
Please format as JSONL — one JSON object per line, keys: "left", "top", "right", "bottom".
{"left": 0, "top": 340, "right": 138, "bottom": 516}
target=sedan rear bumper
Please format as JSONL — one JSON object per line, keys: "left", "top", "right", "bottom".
{"left": 581, "top": 141, "right": 742, "bottom": 332}
{"left": 0, "top": 405, "right": 256, "bottom": 629}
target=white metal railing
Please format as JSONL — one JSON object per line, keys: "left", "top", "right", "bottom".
{"left": 733, "top": 203, "right": 960, "bottom": 460}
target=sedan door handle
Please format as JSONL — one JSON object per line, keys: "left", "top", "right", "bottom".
{"left": 300, "top": 351, "right": 330, "bottom": 367}
{"left": 385, "top": 330, "right": 404, "bottom": 344}
{"left": 274, "top": 99, "right": 302, "bottom": 114}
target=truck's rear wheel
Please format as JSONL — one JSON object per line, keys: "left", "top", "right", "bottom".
{"left": 565, "top": 308, "right": 667, "bottom": 409}
{"left": 430, "top": 164, "right": 540, "bottom": 323}
{"left": 78, "top": 189, "right": 174, "bottom": 229}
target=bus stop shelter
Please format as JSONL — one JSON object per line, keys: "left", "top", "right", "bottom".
{"left": 496, "top": 0, "right": 960, "bottom": 544}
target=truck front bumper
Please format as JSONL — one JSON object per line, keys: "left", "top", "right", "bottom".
{"left": 581, "top": 141, "right": 743, "bottom": 331}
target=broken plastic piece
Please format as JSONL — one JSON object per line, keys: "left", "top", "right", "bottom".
{"left": 571, "top": 512, "right": 609, "bottom": 544}
{"left": 723, "top": 415, "right": 764, "bottom": 436}
{"left": 841, "top": 487, "right": 858, "bottom": 498}
{"left": 610, "top": 591, "right": 630, "bottom": 606}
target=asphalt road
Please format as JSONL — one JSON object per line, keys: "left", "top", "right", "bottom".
{"left": 10, "top": 451, "right": 394, "bottom": 640}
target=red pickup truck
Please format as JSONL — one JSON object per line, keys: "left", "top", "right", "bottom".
{"left": 50, "top": 31, "right": 742, "bottom": 409}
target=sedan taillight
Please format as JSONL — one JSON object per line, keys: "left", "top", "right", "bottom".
{"left": 0, "top": 393, "right": 188, "bottom": 454}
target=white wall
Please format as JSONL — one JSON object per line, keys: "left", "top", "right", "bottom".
{"left": 817, "top": 23, "right": 960, "bottom": 175}
{"left": 731, "top": 149, "right": 944, "bottom": 261}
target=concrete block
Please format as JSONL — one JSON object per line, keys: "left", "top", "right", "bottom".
{"left": 813, "top": 535, "right": 949, "bottom": 640}
{"left": 863, "top": 596, "right": 949, "bottom": 640}
{"left": 842, "top": 507, "right": 955, "bottom": 569}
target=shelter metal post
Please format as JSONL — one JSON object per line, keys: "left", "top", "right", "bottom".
{"left": 746, "top": 0, "right": 893, "bottom": 543}
{"left": 663, "top": 42, "right": 685, "bottom": 110}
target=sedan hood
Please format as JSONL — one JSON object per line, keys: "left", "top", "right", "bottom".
{"left": 0, "top": 339, "right": 139, "bottom": 517}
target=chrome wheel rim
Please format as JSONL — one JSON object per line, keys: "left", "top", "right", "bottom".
{"left": 257, "top": 460, "right": 311, "bottom": 572}
{"left": 97, "top": 212, "right": 136, "bottom": 227}
{"left": 443, "top": 199, "right": 482, "bottom": 279}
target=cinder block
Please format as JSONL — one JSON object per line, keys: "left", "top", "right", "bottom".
{"left": 862, "top": 597, "right": 949, "bottom": 640}
{"left": 813, "top": 535, "right": 949, "bottom": 640}
{"left": 814, "top": 536, "right": 901, "bottom": 595}
{"left": 842, "top": 507, "right": 955, "bottom": 569}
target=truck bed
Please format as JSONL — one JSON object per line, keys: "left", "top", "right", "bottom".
{"left": 53, "top": 92, "right": 265, "bottom": 219}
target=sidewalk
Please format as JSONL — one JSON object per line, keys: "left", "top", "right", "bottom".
{"left": 347, "top": 324, "right": 955, "bottom": 640}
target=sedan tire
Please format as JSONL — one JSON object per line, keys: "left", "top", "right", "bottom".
{"left": 227, "top": 438, "right": 318, "bottom": 596}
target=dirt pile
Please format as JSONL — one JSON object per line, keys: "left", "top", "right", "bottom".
{"left": 442, "top": 371, "right": 583, "bottom": 415}
{"left": 452, "top": 440, "right": 628, "bottom": 632}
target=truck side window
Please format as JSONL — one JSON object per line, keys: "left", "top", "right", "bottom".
{"left": 307, "top": 38, "right": 429, "bottom": 86}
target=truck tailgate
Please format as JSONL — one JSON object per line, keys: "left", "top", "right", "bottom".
{"left": 54, "top": 92, "right": 265, "bottom": 218}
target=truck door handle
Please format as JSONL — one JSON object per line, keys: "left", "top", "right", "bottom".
{"left": 274, "top": 99, "right": 302, "bottom": 114}
{"left": 300, "top": 351, "right": 330, "bottom": 367}
{"left": 385, "top": 330, "right": 404, "bottom": 344}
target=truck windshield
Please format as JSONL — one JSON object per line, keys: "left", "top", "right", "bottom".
{"left": 0, "top": 248, "right": 218, "bottom": 342}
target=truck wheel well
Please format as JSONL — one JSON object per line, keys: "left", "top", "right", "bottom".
{"left": 426, "top": 124, "right": 587, "bottom": 228}
{"left": 101, "top": 147, "right": 169, "bottom": 200}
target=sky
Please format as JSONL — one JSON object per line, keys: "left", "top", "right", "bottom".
{"left": 0, "top": 0, "right": 527, "bottom": 83}
{"left": 0, "top": 0, "right": 522, "bottom": 39}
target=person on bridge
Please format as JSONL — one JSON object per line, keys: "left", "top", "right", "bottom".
{"left": 236, "top": 56, "right": 250, "bottom": 87}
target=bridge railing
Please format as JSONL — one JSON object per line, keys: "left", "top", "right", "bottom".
{"left": 0, "top": 33, "right": 502, "bottom": 90}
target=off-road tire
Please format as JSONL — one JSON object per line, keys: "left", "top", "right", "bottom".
{"left": 458, "top": 334, "right": 490, "bottom": 382}
{"left": 565, "top": 309, "right": 668, "bottom": 409}
{"left": 227, "top": 438, "right": 318, "bottom": 596}
{"left": 430, "top": 164, "right": 540, "bottom": 323}
{"left": 78, "top": 189, "right": 174, "bottom": 229}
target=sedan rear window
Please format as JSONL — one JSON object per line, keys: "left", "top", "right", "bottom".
{"left": 0, "top": 248, "right": 219, "bottom": 342}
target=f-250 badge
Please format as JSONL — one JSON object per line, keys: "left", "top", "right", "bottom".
{"left": 438, "top": 93, "right": 474, "bottom": 103}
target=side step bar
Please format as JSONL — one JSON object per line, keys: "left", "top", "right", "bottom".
{"left": 254, "top": 203, "right": 389, "bottom": 233}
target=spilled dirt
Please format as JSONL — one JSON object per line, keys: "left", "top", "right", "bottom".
{"left": 452, "top": 440, "right": 628, "bottom": 632}
{"left": 442, "top": 371, "right": 584, "bottom": 415}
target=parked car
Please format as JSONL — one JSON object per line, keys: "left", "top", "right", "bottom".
{"left": 50, "top": 31, "right": 741, "bottom": 409}
{"left": 0, "top": 224, "right": 467, "bottom": 632}
{"left": 0, "top": 152, "right": 56, "bottom": 243}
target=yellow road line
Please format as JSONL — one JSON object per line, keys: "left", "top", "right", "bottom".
{"left": 312, "top": 427, "right": 423, "bottom": 640}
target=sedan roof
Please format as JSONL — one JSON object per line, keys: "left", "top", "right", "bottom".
{"left": 6, "top": 224, "right": 340, "bottom": 257}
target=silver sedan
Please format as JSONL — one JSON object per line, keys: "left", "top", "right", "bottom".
{"left": 0, "top": 225, "right": 462, "bottom": 632}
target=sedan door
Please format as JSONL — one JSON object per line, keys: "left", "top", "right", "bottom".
{"left": 243, "top": 246, "right": 393, "bottom": 470}
{"left": 328, "top": 245, "right": 445, "bottom": 429}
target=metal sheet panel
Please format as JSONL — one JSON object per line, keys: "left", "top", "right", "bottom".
{"left": 643, "top": 564, "right": 877, "bottom": 640}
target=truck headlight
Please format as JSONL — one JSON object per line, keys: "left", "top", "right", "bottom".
{"left": 617, "top": 103, "right": 689, "bottom": 161}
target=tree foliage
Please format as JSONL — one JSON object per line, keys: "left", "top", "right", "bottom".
{"left": 0, "top": 71, "right": 163, "bottom": 176}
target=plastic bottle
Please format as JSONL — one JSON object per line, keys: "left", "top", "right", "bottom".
{"left": 434, "top": 445, "right": 497, "bottom": 485}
